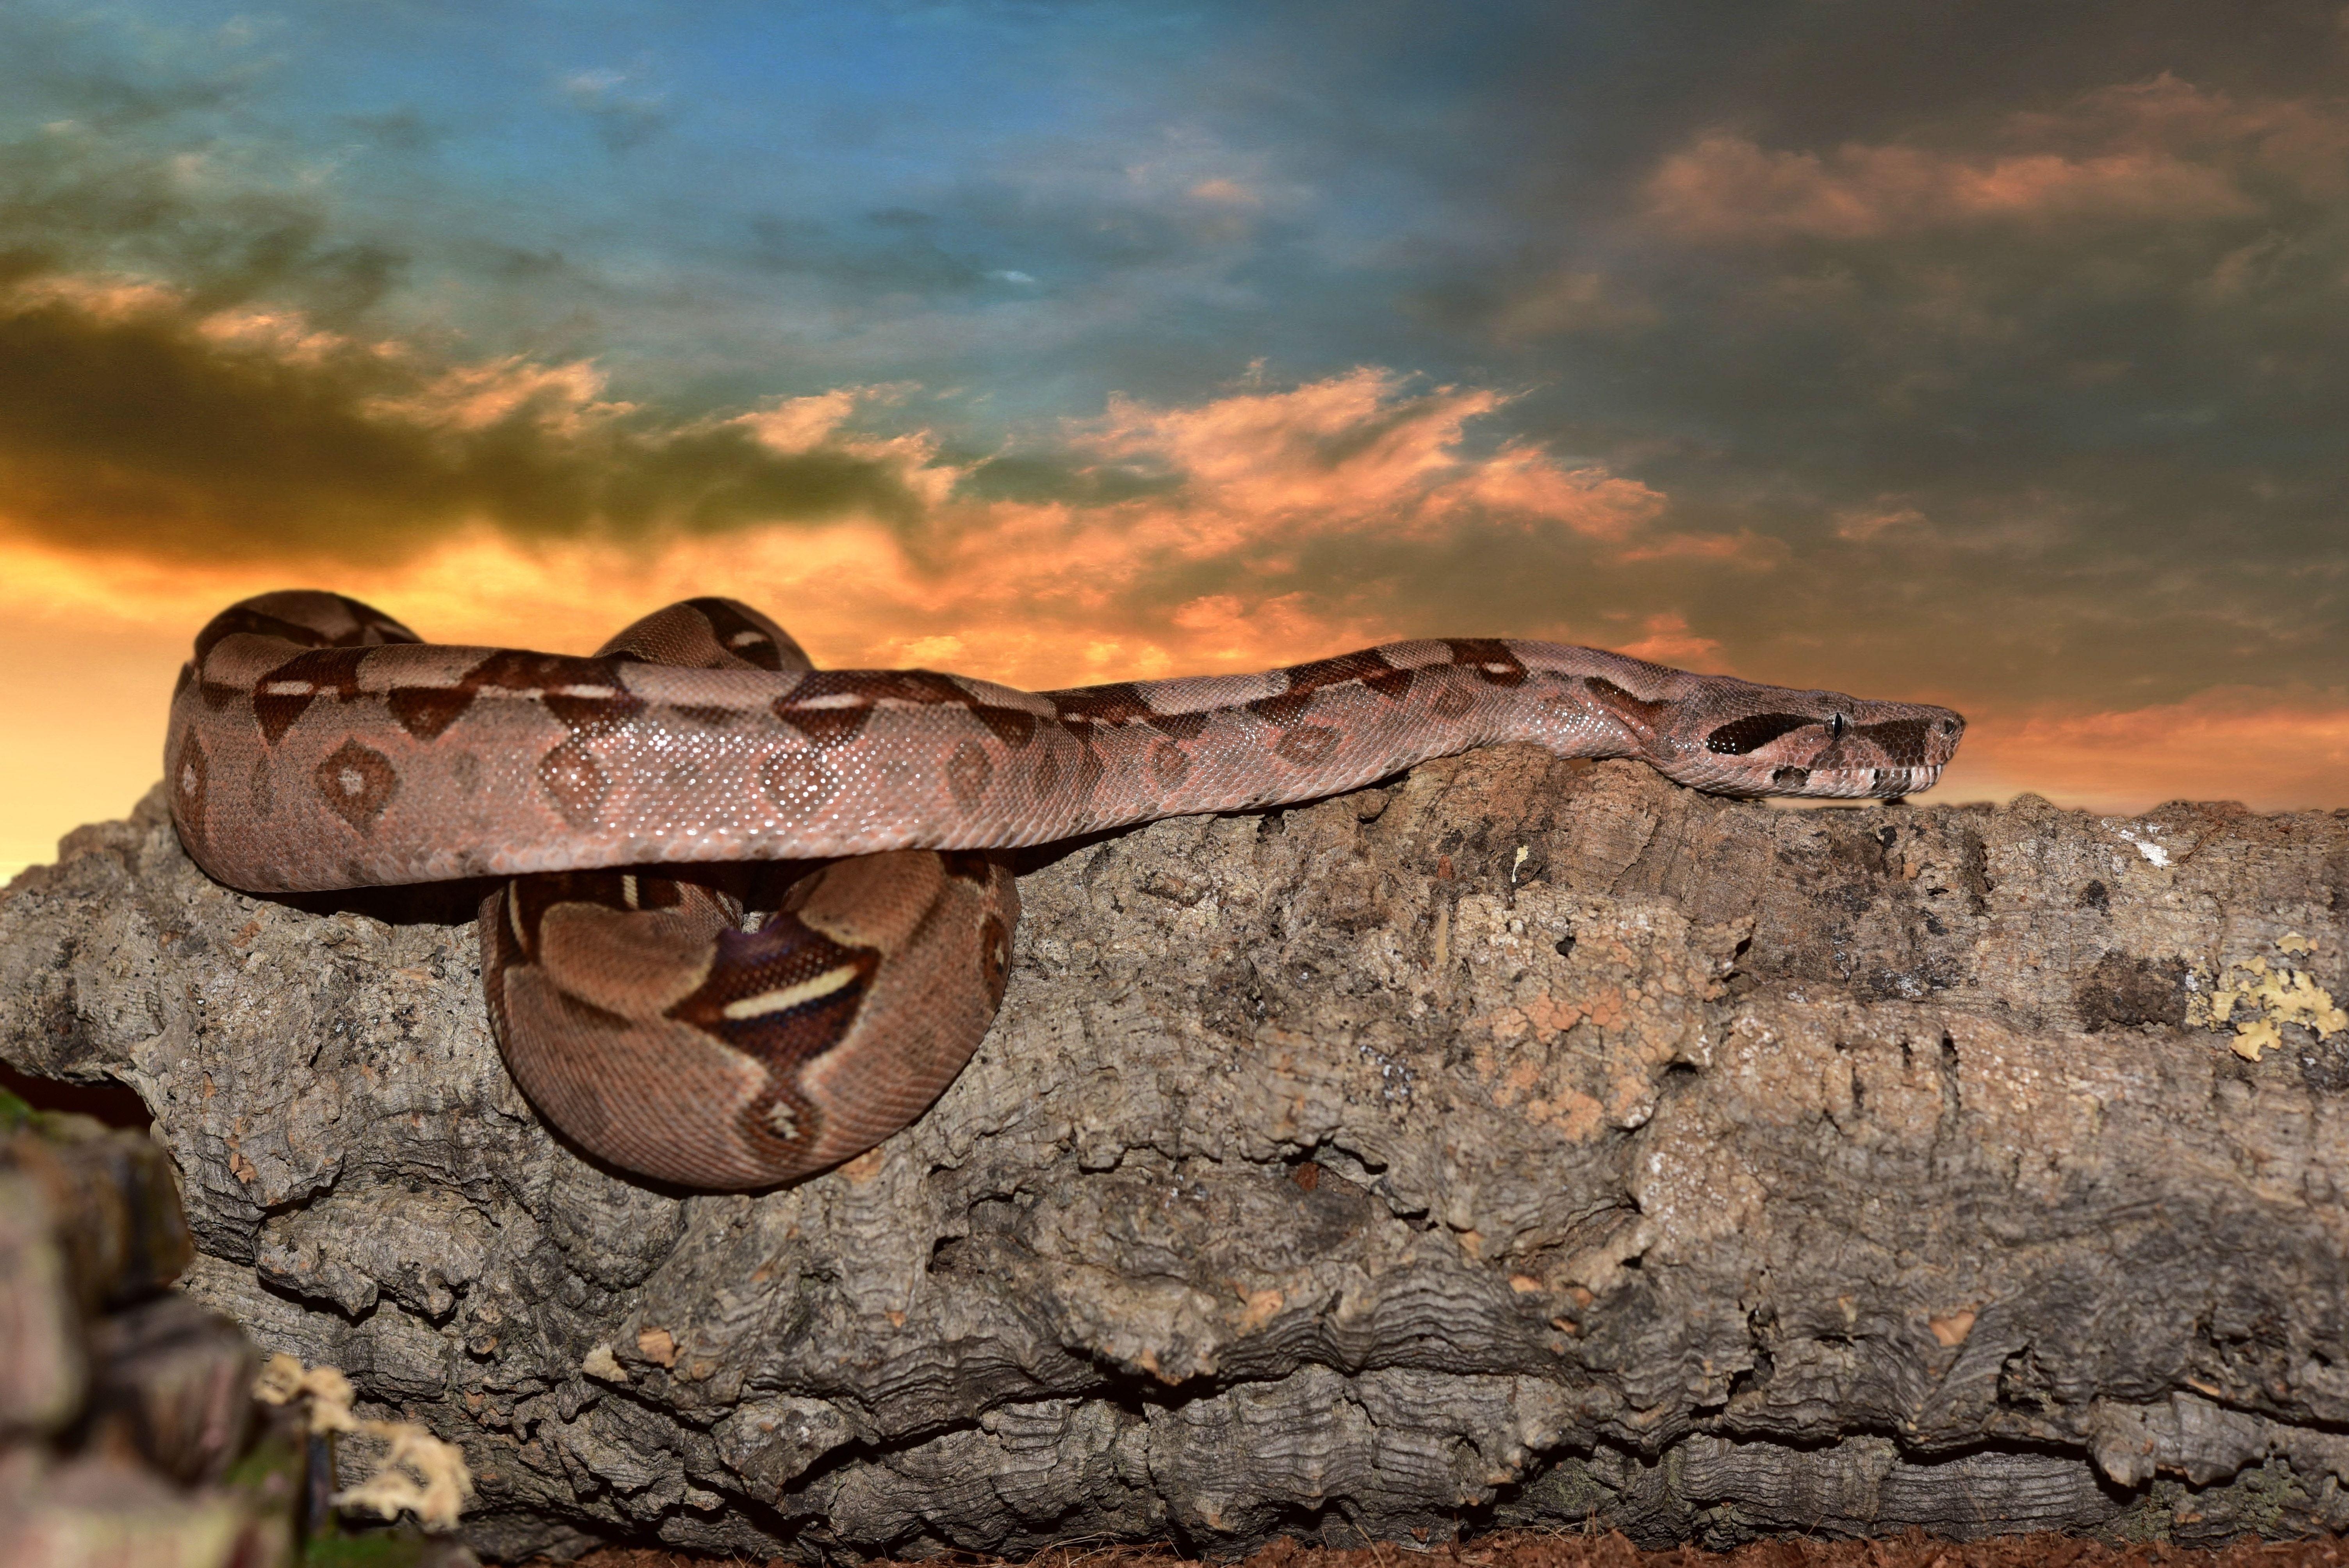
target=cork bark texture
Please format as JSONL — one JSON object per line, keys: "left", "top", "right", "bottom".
{"left": 4, "top": 750, "right": 2348, "bottom": 1562}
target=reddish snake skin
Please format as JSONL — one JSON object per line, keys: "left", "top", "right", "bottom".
{"left": 167, "top": 591, "right": 1964, "bottom": 1188}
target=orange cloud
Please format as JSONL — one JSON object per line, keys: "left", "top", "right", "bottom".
{"left": 1832, "top": 505, "right": 1934, "bottom": 543}
{"left": 1646, "top": 134, "right": 2252, "bottom": 242}
{"left": 360, "top": 355, "right": 636, "bottom": 436}
{"left": 1074, "top": 367, "right": 1671, "bottom": 549}
{"left": 1640, "top": 75, "right": 2341, "bottom": 243}
{"left": 1613, "top": 529, "right": 1788, "bottom": 567}
{"left": 862, "top": 366, "right": 1763, "bottom": 678}
{"left": 1614, "top": 613, "right": 1722, "bottom": 666}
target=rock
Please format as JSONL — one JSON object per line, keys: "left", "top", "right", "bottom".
{"left": 2, "top": 1111, "right": 194, "bottom": 1313}
{"left": 4, "top": 752, "right": 2349, "bottom": 1560}
{"left": 0, "top": 1105, "right": 298, "bottom": 1566}
{"left": 0, "top": 1447, "right": 286, "bottom": 1568}
{"left": 0, "top": 1092, "right": 482, "bottom": 1564}
{"left": 81, "top": 1294, "right": 261, "bottom": 1486}
{"left": 0, "top": 1170, "right": 86, "bottom": 1438}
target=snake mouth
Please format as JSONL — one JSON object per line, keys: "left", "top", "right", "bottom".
{"left": 1661, "top": 756, "right": 1949, "bottom": 800}
{"left": 1793, "top": 764, "right": 1947, "bottom": 800}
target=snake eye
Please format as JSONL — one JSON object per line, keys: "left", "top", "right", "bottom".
{"left": 1828, "top": 712, "right": 1846, "bottom": 738}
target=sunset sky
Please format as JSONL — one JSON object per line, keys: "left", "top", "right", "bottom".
{"left": 5, "top": 1, "right": 2347, "bottom": 880}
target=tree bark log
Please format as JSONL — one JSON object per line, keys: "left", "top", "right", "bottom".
{"left": 5, "top": 751, "right": 2348, "bottom": 1562}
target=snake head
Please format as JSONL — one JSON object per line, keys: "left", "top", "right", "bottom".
{"left": 1640, "top": 684, "right": 1966, "bottom": 799}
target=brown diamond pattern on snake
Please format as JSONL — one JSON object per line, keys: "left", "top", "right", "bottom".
{"left": 771, "top": 670, "right": 957, "bottom": 749}
{"left": 1068, "top": 743, "right": 1106, "bottom": 809}
{"left": 1149, "top": 739, "right": 1192, "bottom": 790}
{"left": 339, "top": 596, "right": 424, "bottom": 647}
{"left": 1428, "top": 679, "right": 1477, "bottom": 720}
{"left": 1146, "top": 709, "right": 1211, "bottom": 742}
{"left": 313, "top": 738, "right": 399, "bottom": 834}
{"left": 790, "top": 668, "right": 970, "bottom": 707}
{"left": 1584, "top": 675, "right": 1674, "bottom": 731}
{"left": 1248, "top": 690, "right": 1314, "bottom": 727}
{"left": 194, "top": 605, "right": 337, "bottom": 662}
{"left": 484, "top": 883, "right": 531, "bottom": 969}
{"left": 1048, "top": 683, "right": 1157, "bottom": 728}
{"left": 495, "top": 873, "right": 695, "bottom": 970}
{"left": 503, "top": 873, "right": 693, "bottom": 967}
{"left": 460, "top": 650, "right": 647, "bottom": 737}
{"left": 1275, "top": 725, "right": 1343, "bottom": 767}
{"left": 172, "top": 732, "right": 209, "bottom": 843}
{"left": 681, "top": 597, "right": 804, "bottom": 673}
{"left": 1051, "top": 680, "right": 1226, "bottom": 744}
{"left": 946, "top": 740, "right": 993, "bottom": 811}
{"left": 536, "top": 737, "right": 609, "bottom": 830}
{"left": 973, "top": 705, "right": 1040, "bottom": 748}
{"left": 247, "top": 753, "right": 275, "bottom": 821}
{"left": 939, "top": 851, "right": 996, "bottom": 887}
{"left": 387, "top": 685, "right": 478, "bottom": 741}
{"left": 775, "top": 703, "right": 871, "bottom": 748}
{"left": 1280, "top": 649, "right": 1410, "bottom": 703}
{"left": 978, "top": 911, "right": 1012, "bottom": 1009}
{"left": 761, "top": 750, "right": 840, "bottom": 815}
{"left": 191, "top": 596, "right": 419, "bottom": 663}
{"left": 743, "top": 1085, "right": 820, "bottom": 1160}
{"left": 192, "top": 586, "right": 422, "bottom": 662}
{"left": 669, "top": 916, "right": 880, "bottom": 1079}
{"left": 1443, "top": 638, "right": 1530, "bottom": 688}
{"left": 253, "top": 647, "right": 372, "bottom": 745}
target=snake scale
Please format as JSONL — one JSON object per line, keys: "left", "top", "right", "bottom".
{"left": 166, "top": 591, "right": 1964, "bottom": 1189}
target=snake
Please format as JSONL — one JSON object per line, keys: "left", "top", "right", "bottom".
{"left": 165, "top": 591, "right": 1964, "bottom": 1189}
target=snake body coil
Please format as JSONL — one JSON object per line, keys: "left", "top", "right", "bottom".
{"left": 168, "top": 592, "right": 1963, "bottom": 1188}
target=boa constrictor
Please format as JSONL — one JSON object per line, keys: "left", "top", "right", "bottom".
{"left": 166, "top": 592, "right": 1964, "bottom": 1190}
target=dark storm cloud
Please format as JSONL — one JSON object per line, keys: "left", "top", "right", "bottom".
{"left": 0, "top": 111, "right": 410, "bottom": 329}
{"left": 1173, "top": 0, "right": 2349, "bottom": 708}
{"left": 0, "top": 278, "right": 929, "bottom": 563}
{"left": 1570, "top": 66, "right": 2349, "bottom": 703}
